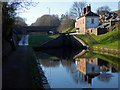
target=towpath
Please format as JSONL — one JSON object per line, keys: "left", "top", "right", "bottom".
{"left": 2, "top": 35, "right": 31, "bottom": 89}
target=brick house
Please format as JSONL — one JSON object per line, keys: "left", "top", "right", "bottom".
{"left": 75, "top": 5, "right": 99, "bottom": 34}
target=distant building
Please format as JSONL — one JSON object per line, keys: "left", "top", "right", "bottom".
{"left": 99, "top": 10, "right": 120, "bottom": 22}
{"left": 75, "top": 5, "right": 99, "bottom": 34}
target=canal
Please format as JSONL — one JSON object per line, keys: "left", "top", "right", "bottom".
{"left": 35, "top": 47, "right": 120, "bottom": 88}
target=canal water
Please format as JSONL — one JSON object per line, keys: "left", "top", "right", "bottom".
{"left": 36, "top": 48, "right": 120, "bottom": 88}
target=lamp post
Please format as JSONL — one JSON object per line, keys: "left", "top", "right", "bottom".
{"left": 47, "top": 7, "right": 51, "bottom": 31}
{"left": 47, "top": 7, "right": 50, "bottom": 15}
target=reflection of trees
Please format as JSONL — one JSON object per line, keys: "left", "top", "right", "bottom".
{"left": 39, "top": 59, "right": 60, "bottom": 67}
{"left": 61, "top": 60, "right": 74, "bottom": 72}
{"left": 97, "top": 72, "right": 113, "bottom": 82}
{"left": 61, "top": 59, "right": 87, "bottom": 84}
{"left": 71, "top": 70, "right": 87, "bottom": 84}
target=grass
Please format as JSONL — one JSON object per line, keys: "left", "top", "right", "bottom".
{"left": 28, "top": 33, "right": 59, "bottom": 60}
{"left": 75, "top": 29, "right": 120, "bottom": 49}
{"left": 62, "top": 27, "right": 72, "bottom": 33}
{"left": 28, "top": 33, "right": 58, "bottom": 88}
{"left": 77, "top": 51, "right": 120, "bottom": 65}
{"left": 35, "top": 51, "right": 59, "bottom": 60}
{"left": 90, "top": 29, "right": 120, "bottom": 49}
{"left": 76, "top": 34, "right": 93, "bottom": 46}
{"left": 28, "top": 45, "right": 44, "bottom": 88}
{"left": 29, "top": 34, "right": 58, "bottom": 47}
{"left": 91, "top": 54, "right": 120, "bottom": 65}
{"left": 71, "top": 28, "right": 76, "bottom": 33}
{"left": 78, "top": 51, "right": 95, "bottom": 58}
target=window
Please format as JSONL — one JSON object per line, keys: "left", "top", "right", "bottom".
{"left": 91, "top": 60, "right": 93, "bottom": 62}
{"left": 91, "top": 18, "right": 94, "bottom": 24}
{"left": 92, "top": 67, "right": 95, "bottom": 72}
{"left": 91, "top": 29, "right": 92, "bottom": 33}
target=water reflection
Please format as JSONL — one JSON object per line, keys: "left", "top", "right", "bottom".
{"left": 36, "top": 48, "right": 119, "bottom": 88}
{"left": 39, "top": 47, "right": 86, "bottom": 60}
{"left": 39, "top": 59, "right": 60, "bottom": 67}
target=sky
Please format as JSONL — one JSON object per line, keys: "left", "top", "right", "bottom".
{"left": 16, "top": 0, "right": 119, "bottom": 26}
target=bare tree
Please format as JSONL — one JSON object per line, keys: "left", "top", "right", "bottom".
{"left": 97, "top": 6, "right": 111, "bottom": 15}
{"left": 57, "top": 13, "right": 75, "bottom": 32}
{"left": 69, "top": 1, "right": 87, "bottom": 19}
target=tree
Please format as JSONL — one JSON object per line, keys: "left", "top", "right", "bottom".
{"left": 69, "top": 1, "right": 87, "bottom": 19}
{"left": 57, "top": 13, "right": 75, "bottom": 32}
{"left": 15, "top": 17, "right": 27, "bottom": 26}
{"left": 2, "top": 1, "right": 38, "bottom": 50}
{"left": 31, "top": 14, "right": 60, "bottom": 26}
{"left": 97, "top": 6, "right": 111, "bottom": 15}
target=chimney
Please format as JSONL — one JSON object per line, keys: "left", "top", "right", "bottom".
{"left": 86, "top": 4, "right": 91, "bottom": 13}
{"left": 83, "top": 7, "right": 86, "bottom": 14}
{"left": 83, "top": 4, "right": 91, "bottom": 15}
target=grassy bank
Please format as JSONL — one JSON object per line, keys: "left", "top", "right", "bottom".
{"left": 62, "top": 27, "right": 72, "bottom": 33}
{"left": 28, "top": 34, "right": 58, "bottom": 88}
{"left": 28, "top": 45, "right": 45, "bottom": 88}
{"left": 77, "top": 51, "right": 120, "bottom": 66}
{"left": 29, "top": 34, "right": 58, "bottom": 47}
{"left": 71, "top": 28, "right": 76, "bottom": 33}
{"left": 76, "top": 34, "right": 93, "bottom": 46}
{"left": 76, "top": 29, "right": 119, "bottom": 50}
{"left": 92, "top": 54, "right": 120, "bottom": 65}
{"left": 62, "top": 27, "right": 76, "bottom": 33}
{"left": 90, "top": 29, "right": 120, "bottom": 49}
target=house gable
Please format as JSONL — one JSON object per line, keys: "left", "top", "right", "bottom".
{"left": 75, "top": 5, "right": 99, "bottom": 35}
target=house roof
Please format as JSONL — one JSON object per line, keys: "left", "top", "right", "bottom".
{"left": 111, "top": 10, "right": 120, "bottom": 15}
{"left": 77, "top": 11, "right": 99, "bottom": 19}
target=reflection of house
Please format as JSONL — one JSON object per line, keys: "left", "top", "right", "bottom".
{"left": 75, "top": 58, "right": 100, "bottom": 84}
{"left": 75, "top": 5, "right": 99, "bottom": 35}
{"left": 75, "top": 58, "right": 119, "bottom": 83}
{"left": 76, "top": 58, "right": 100, "bottom": 75}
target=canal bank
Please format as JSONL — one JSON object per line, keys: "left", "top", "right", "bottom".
{"left": 28, "top": 45, "right": 50, "bottom": 89}
{"left": 28, "top": 34, "right": 120, "bottom": 88}
{"left": 89, "top": 46, "right": 120, "bottom": 57}
{"left": 33, "top": 46, "right": 120, "bottom": 88}
{"left": 75, "top": 29, "right": 120, "bottom": 53}
{"left": 33, "top": 33, "right": 87, "bottom": 51}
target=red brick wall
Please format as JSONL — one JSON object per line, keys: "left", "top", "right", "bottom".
{"left": 76, "top": 58, "right": 87, "bottom": 75}
{"left": 76, "top": 17, "right": 86, "bottom": 34}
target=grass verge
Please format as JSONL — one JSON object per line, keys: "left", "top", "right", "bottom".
{"left": 71, "top": 28, "right": 76, "bottom": 33}
{"left": 29, "top": 34, "right": 58, "bottom": 47}
{"left": 90, "top": 29, "right": 120, "bottom": 49}
{"left": 28, "top": 34, "right": 58, "bottom": 88}
{"left": 62, "top": 27, "right": 73, "bottom": 33}
{"left": 92, "top": 54, "right": 120, "bottom": 65}
{"left": 28, "top": 45, "right": 44, "bottom": 88}
{"left": 76, "top": 34, "right": 93, "bottom": 46}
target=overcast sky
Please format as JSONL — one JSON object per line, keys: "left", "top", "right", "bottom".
{"left": 16, "top": 0, "right": 119, "bottom": 26}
